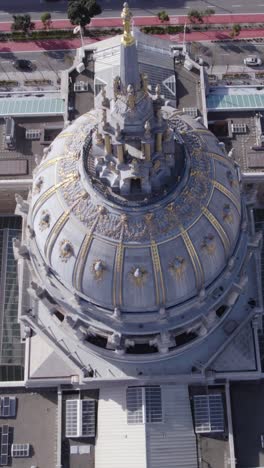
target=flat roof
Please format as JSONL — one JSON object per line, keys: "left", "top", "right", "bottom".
{"left": 207, "top": 94, "right": 264, "bottom": 110}
{"left": 0, "top": 97, "right": 65, "bottom": 116}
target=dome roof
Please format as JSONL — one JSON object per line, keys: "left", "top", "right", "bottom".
{"left": 28, "top": 3, "right": 241, "bottom": 316}
{"left": 29, "top": 110, "right": 241, "bottom": 313}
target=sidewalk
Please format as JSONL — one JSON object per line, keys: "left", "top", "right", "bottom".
{"left": 1, "top": 13, "right": 264, "bottom": 33}
{"left": 2, "top": 18, "right": 264, "bottom": 52}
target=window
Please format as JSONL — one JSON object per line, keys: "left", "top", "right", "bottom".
{"left": 127, "top": 386, "right": 162, "bottom": 425}
{"left": 231, "top": 123, "right": 247, "bottom": 134}
{"left": 74, "top": 81, "right": 89, "bottom": 92}
{"left": 66, "top": 399, "right": 95, "bottom": 438}
{"left": 1, "top": 425, "right": 9, "bottom": 466}
{"left": 163, "top": 75, "right": 176, "bottom": 96}
{"left": 11, "top": 443, "right": 30, "bottom": 458}
{"left": 193, "top": 394, "right": 224, "bottom": 433}
{"left": 82, "top": 400, "right": 96, "bottom": 437}
{"left": 145, "top": 387, "right": 162, "bottom": 423}
{"left": 25, "top": 129, "right": 41, "bottom": 140}
{"left": 183, "top": 107, "right": 198, "bottom": 118}
{"left": 127, "top": 387, "right": 143, "bottom": 424}
{"left": 66, "top": 400, "right": 78, "bottom": 437}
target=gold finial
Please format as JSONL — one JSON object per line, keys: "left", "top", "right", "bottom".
{"left": 121, "top": 2, "right": 135, "bottom": 46}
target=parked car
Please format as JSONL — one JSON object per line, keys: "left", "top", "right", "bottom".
{"left": 12, "top": 59, "right": 33, "bottom": 71}
{"left": 244, "top": 56, "right": 262, "bottom": 66}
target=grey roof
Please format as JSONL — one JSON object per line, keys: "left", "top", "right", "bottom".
{"left": 0, "top": 97, "right": 65, "bottom": 116}
{"left": 207, "top": 93, "right": 264, "bottom": 110}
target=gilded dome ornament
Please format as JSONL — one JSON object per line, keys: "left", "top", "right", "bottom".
{"left": 59, "top": 240, "right": 74, "bottom": 262}
{"left": 201, "top": 234, "right": 216, "bottom": 255}
{"left": 169, "top": 257, "right": 186, "bottom": 279}
{"left": 121, "top": 2, "right": 135, "bottom": 47}
{"left": 141, "top": 73, "right": 149, "bottom": 94}
{"left": 39, "top": 210, "right": 50, "bottom": 231}
{"left": 91, "top": 260, "right": 106, "bottom": 281}
{"left": 129, "top": 266, "right": 148, "bottom": 287}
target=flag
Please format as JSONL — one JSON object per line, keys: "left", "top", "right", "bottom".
{"left": 73, "top": 26, "right": 81, "bottom": 34}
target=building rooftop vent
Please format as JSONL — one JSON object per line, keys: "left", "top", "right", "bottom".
{"left": 0, "top": 397, "right": 16, "bottom": 418}
{"left": 11, "top": 443, "right": 30, "bottom": 458}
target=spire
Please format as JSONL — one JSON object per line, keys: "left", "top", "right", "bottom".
{"left": 121, "top": 2, "right": 135, "bottom": 47}
{"left": 120, "top": 3, "right": 140, "bottom": 89}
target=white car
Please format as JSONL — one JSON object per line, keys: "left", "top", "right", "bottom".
{"left": 244, "top": 56, "right": 262, "bottom": 66}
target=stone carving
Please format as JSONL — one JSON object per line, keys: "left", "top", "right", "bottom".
{"left": 33, "top": 176, "right": 44, "bottom": 194}
{"left": 115, "top": 123, "right": 122, "bottom": 141}
{"left": 59, "top": 240, "right": 74, "bottom": 262}
{"left": 129, "top": 266, "right": 148, "bottom": 286}
{"left": 144, "top": 120, "right": 151, "bottom": 139}
{"left": 113, "top": 76, "right": 121, "bottom": 99}
{"left": 223, "top": 204, "right": 233, "bottom": 224}
{"left": 15, "top": 193, "right": 29, "bottom": 214}
{"left": 169, "top": 257, "right": 186, "bottom": 278}
{"left": 91, "top": 260, "right": 106, "bottom": 280}
{"left": 39, "top": 210, "right": 50, "bottom": 231}
{"left": 127, "top": 84, "right": 135, "bottom": 110}
{"left": 142, "top": 73, "right": 149, "bottom": 94}
{"left": 201, "top": 234, "right": 216, "bottom": 255}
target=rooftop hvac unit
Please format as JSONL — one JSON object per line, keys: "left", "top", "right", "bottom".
{"left": 183, "top": 107, "right": 198, "bottom": 118}
{"left": 11, "top": 443, "right": 30, "bottom": 458}
{"left": 5, "top": 117, "right": 16, "bottom": 149}
{"left": 74, "top": 81, "right": 89, "bottom": 92}
{"left": 231, "top": 122, "right": 247, "bottom": 134}
{"left": 25, "top": 129, "right": 41, "bottom": 140}
{"left": 0, "top": 396, "right": 16, "bottom": 418}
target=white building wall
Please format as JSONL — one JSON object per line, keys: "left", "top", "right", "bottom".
{"left": 146, "top": 384, "right": 198, "bottom": 468}
{"left": 95, "top": 385, "right": 147, "bottom": 468}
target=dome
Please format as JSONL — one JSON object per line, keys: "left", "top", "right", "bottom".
{"left": 27, "top": 3, "right": 241, "bottom": 323}
{"left": 29, "top": 108, "right": 241, "bottom": 313}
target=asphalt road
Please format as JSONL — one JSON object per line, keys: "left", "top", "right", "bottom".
{"left": 2, "top": 0, "right": 264, "bottom": 22}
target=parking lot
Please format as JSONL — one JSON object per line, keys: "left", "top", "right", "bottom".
{"left": 0, "top": 49, "right": 75, "bottom": 86}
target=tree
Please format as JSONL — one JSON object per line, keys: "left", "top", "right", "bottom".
{"left": 11, "top": 14, "right": 35, "bottom": 33}
{"left": 67, "top": 0, "right": 102, "bottom": 28}
{"left": 230, "top": 23, "right": 241, "bottom": 37}
{"left": 203, "top": 8, "right": 215, "bottom": 24}
{"left": 41, "top": 12, "right": 52, "bottom": 30}
{"left": 188, "top": 9, "right": 204, "bottom": 24}
{"left": 157, "top": 10, "right": 169, "bottom": 22}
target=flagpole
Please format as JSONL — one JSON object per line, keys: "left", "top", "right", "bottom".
{"left": 80, "top": 26, "right": 84, "bottom": 49}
